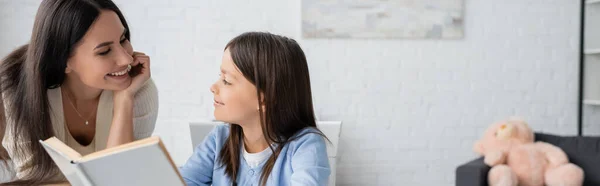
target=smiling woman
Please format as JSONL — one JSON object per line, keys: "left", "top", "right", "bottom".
{"left": 0, "top": 0, "right": 158, "bottom": 185}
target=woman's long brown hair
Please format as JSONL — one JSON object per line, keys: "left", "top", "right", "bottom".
{"left": 0, "top": 0, "right": 131, "bottom": 185}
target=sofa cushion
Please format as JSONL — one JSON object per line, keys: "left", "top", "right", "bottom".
{"left": 535, "top": 133, "right": 600, "bottom": 185}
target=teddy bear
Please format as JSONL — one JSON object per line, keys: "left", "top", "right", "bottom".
{"left": 473, "top": 118, "right": 584, "bottom": 186}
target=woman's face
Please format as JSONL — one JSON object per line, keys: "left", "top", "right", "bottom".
{"left": 66, "top": 10, "right": 133, "bottom": 91}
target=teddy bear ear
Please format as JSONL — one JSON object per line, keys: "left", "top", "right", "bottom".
{"left": 473, "top": 140, "right": 484, "bottom": 155}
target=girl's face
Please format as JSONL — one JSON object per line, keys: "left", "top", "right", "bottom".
{"left": 66, "top": 10, "right": 134, "bottom": 90}
{"left": 210, "top": 48, "right": 261, "bottom": 125}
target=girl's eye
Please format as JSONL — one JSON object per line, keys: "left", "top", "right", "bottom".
{"left": 223, "top": 79, "right": 231, "bottom": 85}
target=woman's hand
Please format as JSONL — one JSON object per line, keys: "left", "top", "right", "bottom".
{"left": 115, "top": 51, "right": 151, "bottom": 99}
{"left": 107, "top": 51, "right": 150, "bottom": 148}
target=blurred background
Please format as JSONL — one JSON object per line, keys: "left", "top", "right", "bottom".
{"left": 0, "top": 0, "right": 593, "bottom": 185}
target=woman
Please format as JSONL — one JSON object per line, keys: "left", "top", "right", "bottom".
{"left": 0, "top": 0, "right": 158, "bottom": 184}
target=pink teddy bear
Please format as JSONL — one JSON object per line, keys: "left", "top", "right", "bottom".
{"left": 473, "top": 118, "right": 584, "bottom": 186}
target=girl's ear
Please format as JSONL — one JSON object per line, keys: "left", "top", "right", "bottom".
{"left": 257, "top": 103, "right": 265, "bottom": 111}
{"left": 260, "top": 92, "right": 265, "bottom": 102}
{"left": 257, "top": 93, "right": 266, "bottom": 111}
{"left": 65, "top": 61, "right": 73, "bottom": 73}
{"left": 260, "top": 92, "right": 266, "bottom": 111}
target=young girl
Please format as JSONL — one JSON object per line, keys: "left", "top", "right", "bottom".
{"left": 0, "top": 0, "right": 157, "bottom": 185}
{"left": 180, "top": 32, "right": 330, "bottom": 186}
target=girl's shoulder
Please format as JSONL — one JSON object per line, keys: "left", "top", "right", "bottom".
{"left": 287, "top": 126, "right": 327, "bottom": 149}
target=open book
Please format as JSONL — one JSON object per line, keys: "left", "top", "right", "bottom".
{"left": 39, "top": 136, "right": 185, "bottom": 186}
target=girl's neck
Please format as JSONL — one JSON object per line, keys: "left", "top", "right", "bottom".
{"left": 240, "top": 118, "right": 270, "bottom": 153}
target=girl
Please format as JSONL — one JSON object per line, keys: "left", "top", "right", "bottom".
{"left": 180, "top": 32, "right": 330, "bottom": 186}
{"left": 0, "top": 0, "right": 158, "bottom": 185}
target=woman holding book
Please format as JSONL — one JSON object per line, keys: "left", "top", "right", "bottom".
{"left": 0, "top": 0, "right": 158, "bottom": 185}
{"left": 179, "top": 32, "right": 331, "bottom": 186}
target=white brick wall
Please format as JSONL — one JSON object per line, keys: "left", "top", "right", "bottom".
{"left": 0, "top": 0, "right": 582, "bottom": 185}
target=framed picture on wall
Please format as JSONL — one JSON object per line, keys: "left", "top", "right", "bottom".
{"left": 302, "top": 0, "right": 465, "bottom": 39}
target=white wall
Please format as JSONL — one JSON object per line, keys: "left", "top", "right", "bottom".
{"left": 0, "top": 0, "right": 581, "bottom": 185}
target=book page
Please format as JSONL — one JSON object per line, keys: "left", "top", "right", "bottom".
{"left": 39, "top": 138, "right": 85, "bottom": 185}
{"left": 77, "top": 142, "right": 185, "bottom": 186}
{"left": 40, "top": 137, "right": 82, "bottom": 160}
{"left": 78, "top": 136, "right": 159, "bottom": 162}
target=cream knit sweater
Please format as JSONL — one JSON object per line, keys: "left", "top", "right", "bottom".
{"left": 2, "top": 79, "right": 158, "bottom": 180}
